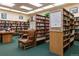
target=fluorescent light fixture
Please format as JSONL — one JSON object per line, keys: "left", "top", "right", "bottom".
{"left": 54, "top": 3, "right": 65, "bottom": 6}
{"left": 26, "top": 4, "right": 54, "bottom": 14}
{"left": 20, "top": 6, "right": 32, "bottom": 10}
{"left": 29, "top": 3, "right": 42, "bottom": 7}
{"left": 0, "top": 3, "right": 65, "bottom": 15}
{"left": 0, "top": 6, "right": 27, "bottom": 14}
{"left": 0, "top": 3, "right": 15, "bottom": 7}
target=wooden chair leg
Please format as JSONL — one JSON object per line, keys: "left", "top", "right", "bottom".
{"left": 24, "top": 45, "right": 26, "bottom": 50}
{"left": 18, "top": 42, "right": 20, "bottom": 47}
{"left": 33, "top": 42, "right": 36, "bottom": 47}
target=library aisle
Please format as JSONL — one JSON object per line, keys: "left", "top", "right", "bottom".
{"left": 0, "top": 36, "right": 56, "bottom": 56}
{"left": 0, "top": 36, "right": 79, "bottom": 56}
{"left": 0, "top": 3, "right": 79, "bottom": 56}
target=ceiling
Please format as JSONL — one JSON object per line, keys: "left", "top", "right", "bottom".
{"left": 0, "top": 3, "right": 53, "bottom": 13}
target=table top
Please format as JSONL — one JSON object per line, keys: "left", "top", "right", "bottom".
{"left": 0, "top": 31, "right": 15, "bottom": 34}
{"left": 18, "top": 30, "right": 28, "bottom": 32}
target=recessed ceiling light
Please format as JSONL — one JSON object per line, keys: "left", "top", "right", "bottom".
{"left": 0, "top": 3, "right": 15, "bottom": 7}
{"left": 29, "top": 3, "right": 42, "bottom": 7}
{"left": 20, "top": 6, "right": 32, "bottom": 10}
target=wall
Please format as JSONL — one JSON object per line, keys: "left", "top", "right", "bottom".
{"left": 0, "top": 9, "right": 30, "bottom": 22}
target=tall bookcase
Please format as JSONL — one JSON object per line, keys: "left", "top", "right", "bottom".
{"left": 74, "top": 17, "right": 79, "bottom": 40}
{"left": 0, "top": 20, "right": 29, "bottom": 32}
{"left": 44, "top": 17, "right": 49, "bottom": 39}
{"left": 0, "top": 20, "right": 5, "bottom": 30}
{"left": 50, "top": 8, "right": 74, "bottom": 56}
{"left": 30, "top": 14, "right": 49, "bottom": 44}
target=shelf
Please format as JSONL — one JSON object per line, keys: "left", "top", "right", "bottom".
{"left": 63, "top": 38, "right": 70, "bottom": 42}
{"left": 74, "top": 17, "right": 79, "bottom": 41}
{"left": 0, "top": 20, "right": 29, "bottom": 31}
{"left": 31, "top": 14, "right": 49, "bottom": 42}
{"left": 50, "top": 8, "right": 74, "bottom": 56}
{"left": 36, "top": 37, "right": 46, "bottom": 41}
{"left": 63, "top": 42, "right": 70, "bottom": 48}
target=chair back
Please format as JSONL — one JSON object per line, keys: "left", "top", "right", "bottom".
{"left": 28, "top": 30, "right": 36, "bottom": 40}
{"left": 28, "top": 30, "right": 35, "bottom": 37}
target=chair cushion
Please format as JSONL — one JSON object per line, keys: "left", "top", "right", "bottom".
{"left": 28, "top": 40, "right": 33, "bottom": 43}
{"left": 19, "top": 39, "right": 28, "bottom": 43}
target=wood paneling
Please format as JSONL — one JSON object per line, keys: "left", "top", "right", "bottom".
{"left": 50, "top": 31, "right": 63, "bottom": 56}
{"left": 2, "top": 34, "right": 12, "bottom": 43}
{"left": 0, "top": 31, "right": 14, "bottom": 44}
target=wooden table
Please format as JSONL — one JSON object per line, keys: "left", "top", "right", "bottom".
{"left": 0, "top": 31, "right": 15, "bottom": 44}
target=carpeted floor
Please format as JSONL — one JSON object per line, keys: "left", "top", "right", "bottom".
{"left": 64, "top": 41, "right": 79, "bottom": 56}
{"left": 0, "top": 36, "right": 79, "bottom": 56}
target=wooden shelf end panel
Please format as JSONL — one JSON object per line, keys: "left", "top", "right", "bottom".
{"left": 50, "top": 31, "right": 63, "bottom": 56}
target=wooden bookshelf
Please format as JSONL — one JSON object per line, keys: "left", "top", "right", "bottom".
{"left": 50, "top": 8, "right": 75, "bottom": 56}
{"left": 0, "top": 20, "right": 5, "bottom": 30}
{"left": 44, "top": 17, "right": 49, "bottom": 39}
{"left": 0, "top": 20, "right": 29, "bottom": 32}
{"left": 74, "top": 17, "right": 79, "bottom": 40}
{"left": 30, "top": 14, "right": 49, "bottom": 44}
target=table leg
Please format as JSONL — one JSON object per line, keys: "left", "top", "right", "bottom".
{"left": 0, "top": 34, "right": 2, "bottom": 43}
